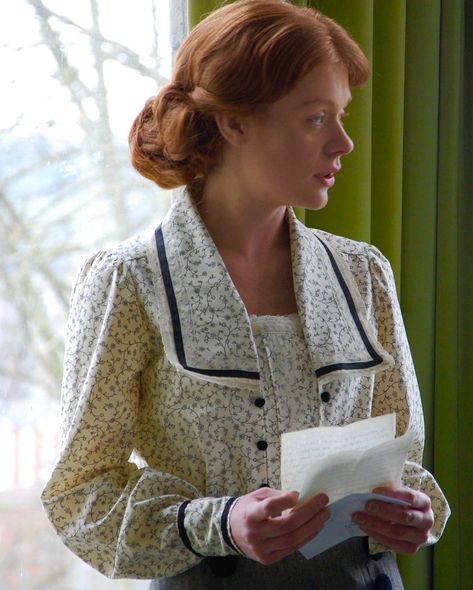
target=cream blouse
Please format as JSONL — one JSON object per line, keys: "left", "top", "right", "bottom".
{"left": 41, "top": 192, "right": 450, "bottom": 579}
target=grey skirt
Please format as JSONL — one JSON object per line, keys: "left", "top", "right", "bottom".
{"left": 149, "top": 538, "right": 404, "bottom": 590}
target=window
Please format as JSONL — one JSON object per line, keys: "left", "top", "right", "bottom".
{"left": 0, "top": 1, "right": 186, "bottom": 587}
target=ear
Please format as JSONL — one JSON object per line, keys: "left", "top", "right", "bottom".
{"left": 214, "top": 112, "right": 249, "bottom": 146}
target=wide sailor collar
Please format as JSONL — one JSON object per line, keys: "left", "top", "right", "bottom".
{"left": 147, "top": 192, "right": 393, "bottom": 389}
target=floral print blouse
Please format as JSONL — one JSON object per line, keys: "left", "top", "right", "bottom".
{"left": 41, "top": 191, "right": 450, "bottom": 579}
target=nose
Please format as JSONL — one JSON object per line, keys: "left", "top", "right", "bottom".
{"left": 326, "top": 122, "right": 354, "bottom": 158}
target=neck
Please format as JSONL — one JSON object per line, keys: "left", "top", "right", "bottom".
{"left": 197, "top": 169, "right": 289, "bottom": 262}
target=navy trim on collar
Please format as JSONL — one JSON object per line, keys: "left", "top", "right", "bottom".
{"left": 315, "top": 236, "right": 384, "bottom": 378}
{"left": 155, "top": 226, "right": 260, "bottom": 380}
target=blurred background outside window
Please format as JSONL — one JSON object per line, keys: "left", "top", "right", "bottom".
{"left": 0, "top": 1, "right": 187, "bottom": 588}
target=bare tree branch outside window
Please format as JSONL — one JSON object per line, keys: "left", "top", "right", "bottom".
{"left": 0, "top": 1, "right": 184, "bottom": 588}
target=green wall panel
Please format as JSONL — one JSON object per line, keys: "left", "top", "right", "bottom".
{"left": 188, "top": 0, "right": 224, "bottom": 27}
{"left": 433, "top": 1, "right": 464, "bottom": 587}
{"left": 399, "top": 2, "right": 442, "bottom": 587}
{"left": 370, "top": 0, "right": 406, "bottom": 285}
{"left": 458, "top": 7, "right": 473, "bottom": 589}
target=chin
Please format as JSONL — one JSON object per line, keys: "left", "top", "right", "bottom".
{"left": 299, "top": 192, "right": 329, "bottom": 211}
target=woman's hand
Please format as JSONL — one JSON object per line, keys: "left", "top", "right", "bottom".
{"left": 352, "top": 486, "right": 434, "bottom": 554}
{"left": 229, "top": 487, "right": 330, "bottom": 564}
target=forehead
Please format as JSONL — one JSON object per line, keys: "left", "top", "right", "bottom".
{"left": 278, "top": 62, "right": 352, "bottom": 110}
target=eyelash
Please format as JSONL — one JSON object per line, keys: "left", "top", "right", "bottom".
{"left": 309, "top": 112, "right": 349, "bottom": 126}
{"left": 310, "top": 114, "right": 327, "bottom": 125}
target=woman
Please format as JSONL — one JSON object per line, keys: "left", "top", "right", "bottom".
{"left": 41, "top": 1, "right": 450, "bottom": 588}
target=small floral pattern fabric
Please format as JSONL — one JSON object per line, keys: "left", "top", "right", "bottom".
{"left": 41, "top": 192, "right": 450, "bottom": 580}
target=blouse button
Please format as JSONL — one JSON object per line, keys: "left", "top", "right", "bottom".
{"left": 254, "top": 398, "right": 266, "bottom": 408}
{"left": 374, "top": 573, "right": 392, "bottom": 589}
{"left": 257, "top": 440, "right": 268, "bottom": 451}
{"left": 321, "top": 391, "right": 331, "bottom": 403}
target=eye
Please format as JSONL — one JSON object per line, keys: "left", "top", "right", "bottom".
{"left": 309, "top": 112, "right": 327, "bottom": 126}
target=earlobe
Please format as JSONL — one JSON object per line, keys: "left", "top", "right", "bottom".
{"left": 214, "top": 112, "right": 247, "bottom": 146}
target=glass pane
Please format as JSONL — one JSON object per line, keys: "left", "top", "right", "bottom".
{"left": 0, "top": 1, "right": 184, "bottom": 587}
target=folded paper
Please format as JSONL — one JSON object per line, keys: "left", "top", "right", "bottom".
{"left": 280, "top": 414, "right": 413, "bottom": 558}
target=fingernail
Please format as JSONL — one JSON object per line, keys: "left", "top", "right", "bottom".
{"left": 353, "top": 512, "right": 364, "bottom": 524}
{"left": 321, "top": 510, "right": 331, "bottom": 522}
{"left": 372, "top": 487, "right": 386, "bottom": 494}
{"left": 318, "top": 494, "right": 329, "bottom": 508}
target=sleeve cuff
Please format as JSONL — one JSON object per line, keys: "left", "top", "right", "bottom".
{"left": 178, "top": 497, "right": 242, "bottom": 558}
{"left": 177, "top": 500, "right": 205, "bottom": 557}
{"left": 402, "top": 461, "right": 451, "bottom": 545}
{"left": 221, "top": 496, "right": 243, "bottom": 554}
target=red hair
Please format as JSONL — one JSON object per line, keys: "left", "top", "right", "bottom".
{"left": 129, "top": 0, "right": 370, "bottom": 193}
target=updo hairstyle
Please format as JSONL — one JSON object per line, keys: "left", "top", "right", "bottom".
{"left": 129, "top": 0, "right": 370, "bottom": 196}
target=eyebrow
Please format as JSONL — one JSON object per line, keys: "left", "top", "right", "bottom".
{"left": 300, "top": 97, "right": 352, "bottom": 108}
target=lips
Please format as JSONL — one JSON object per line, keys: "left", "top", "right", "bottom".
{"left": 314, "top": 167, "right": 340, "bottom": 188}
{"left": 318, "top": 166, "right": 341, "bottom": 178}
{"left": 315, "top": 174, "right": 335, "bottom": 188}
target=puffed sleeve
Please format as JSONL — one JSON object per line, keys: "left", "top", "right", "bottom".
{"left": 41, "top": 250, "right": 239, "bottom": 580}
{"left": 366, "top": 246, "right": 450, "bottom": 547}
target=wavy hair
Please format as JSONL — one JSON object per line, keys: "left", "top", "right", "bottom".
{"left": 129, "top": 0, "right": 370, "bottom": 194}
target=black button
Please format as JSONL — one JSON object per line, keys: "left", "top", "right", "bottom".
{"left": 374, "top": 573, "right": 392, "bottom": 590}
{"left": 321, "top": 391, "right": 331, "bottom": 403}
{"left": 371, "top": 551, "right": 384, "bottom": 561}
{"left": 259, "top": 482, "right": 270, "bottom": 488}
{"left": 254, "top": 398, "right": 266, "bottom": 408}
{"left": 257, "top": 440, "right": 268, "bottom": 451}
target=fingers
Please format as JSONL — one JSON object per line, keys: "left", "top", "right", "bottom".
{"left": 262, "top": 493, "right": 330, "bottom": 544}
{"left": 358, "top": 500, "right": 430, "bottom": 528}
{"left": 358, "top": 528, "right": 426, "bottom": 555}
{"left": 251, "top": 490, "right": 300, "bottom": 522}
{"left": 265, "top": 503, "right": 331, "bottom": 554}
{"left": 352, "top": 487, "right": 434, "bottom": 554}
{"left": 250, "top": 492, "right": 329, "bottom": 542}
{"left": 230, "top": 488, "right": 330, "bottom": 565}
{"left": 372, "top": 486, "right": 431, "bottom": 511}
{"left": 366, "top": 488, "right": 434, "bottom": 530}
{"left": 352, "top": 512, "right": 431, "bottom": 547}
{"left": 256, "top": 504, "right": 331, "bottom": 562}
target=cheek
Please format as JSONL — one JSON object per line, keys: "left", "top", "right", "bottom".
{"left": 248, "top": 129, "right": 318, "bottom": 178}
{"left": 285, "top": 129, "right": 321, "bottom": 156}
{"left": 274, "top": 135, "right": 311, "bottom": 165}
